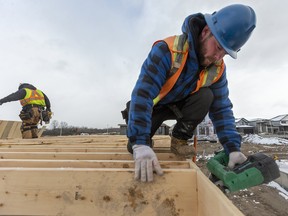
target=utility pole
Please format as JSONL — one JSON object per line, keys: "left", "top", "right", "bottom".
{"left": 60, "top": 125, "right": 62, "bottom": 136}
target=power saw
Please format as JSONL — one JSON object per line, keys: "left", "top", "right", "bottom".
{"left": 207, "top": 150, "right": 280, "bottom": 193}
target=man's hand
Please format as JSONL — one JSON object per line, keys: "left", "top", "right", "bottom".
{"left": 228, "top": 151, "right": 247, "bottom": 169}
{"left": 133, "top": 144, "right": 163, "bottom": 182}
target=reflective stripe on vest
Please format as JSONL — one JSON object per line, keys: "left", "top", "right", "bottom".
{"left": 153, "top": 34, "right": 189, "bottom": 105}
{"left": 20, "top": 88, "right": 46, "bottom": 107}
{"left": 192, "top": 59, "right": 225, "bottom": 93}
{"left": 153, "top": 34, "right": 225, "bottom": 105}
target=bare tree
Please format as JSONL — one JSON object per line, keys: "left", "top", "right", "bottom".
{"left": 60, "top": 121, "right": 68, "bottom": 128}
{"left": 50, "top": 120, "right": 59, "bottom": 130}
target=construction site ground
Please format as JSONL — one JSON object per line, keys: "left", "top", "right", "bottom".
{"left": 196, "top": 140, "right": 288, "bottom": 216}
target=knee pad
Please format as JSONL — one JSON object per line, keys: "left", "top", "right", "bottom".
{"left": 21, "top": 124, "right": 37, "bottom": 132}
{"left": 172, "top": 121, "right": 195, "bottom": 140}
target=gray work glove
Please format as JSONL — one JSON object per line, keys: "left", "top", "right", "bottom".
{"left": 228, "top": 151, "right": 247, "bottom": 169}
{"left": 133, "top": 144, "right": 163, "bottom": 182}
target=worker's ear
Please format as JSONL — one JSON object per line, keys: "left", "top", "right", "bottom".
{"left": 201, "top": 25, "right": 211, "bottom": 38}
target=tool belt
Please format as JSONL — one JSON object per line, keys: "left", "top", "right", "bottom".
{"left": 23, "top": 104, "right": 43, "bottom": 110}
{"left": 19, "top": 109, "right": 33, "bottom": 120}
{"left": 20, "top": 104, "right": 44, "bottom": 121}
{"left": 121, "top": 100, "right": 184, "bottom": 124}
{"left": 41, "top": 110, "right": 52, "bottom": 124}
{"left": 121, "top": 101, "right": 131, "bottom": 124}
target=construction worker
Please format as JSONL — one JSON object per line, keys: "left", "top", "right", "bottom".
{"left": 122, "top": 4, "right": 256, "bottom": 182}
{"left": 0, "top": 83, "right": 52, "bottom": 139}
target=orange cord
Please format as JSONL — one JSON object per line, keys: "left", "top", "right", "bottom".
{"left": 193, "top": 135, "right": 197, "bottom": 163}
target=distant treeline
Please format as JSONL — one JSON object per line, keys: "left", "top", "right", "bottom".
{"left": 42, "top": 120, "right": 120, "bottom": 136}
{"left": 43, "top": 127, "right": 120, "bottom": 136}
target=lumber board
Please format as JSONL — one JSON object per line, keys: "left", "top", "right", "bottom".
{"left": 14, "top": 122, "right": 23, "bottom": 138}
{"left": 190, "top": 162, "right": 244, "bottom": 216}
{"left": 0, "top": 121, "right": 22, "bottom": 139}
{"left": 0, "top": 159, "right": 191, "bottom": 169}
{"left": 0, "top": 134, "right": 130, "bottom": 142}
{"left": 0, "top": 169, "right": 197, "bottom": 216}
{"left": 0, "top": 147, "right": 171, "bottom": 153}
{"left": 0, "top": 135, "right": 171, "bottom": 147}
{"left": 6, "top": 121, "right": 16, "bottom": 139}
{"left": 0, "top": 121, "right": 13, "bottom": 139}
{"left": 0, "top": 121, "right": 8, "bottom": 137}
{"left": 0, "top": 143, "right": 130, "bottom": 147}
{"left": 7, "top": 121, "right": 22, "bottom": 139}
{"left": 0, "top": 151, "right": 183, "bottom": 161}
{"left": 37, "top": 125, "right": 46, "bottom": 137}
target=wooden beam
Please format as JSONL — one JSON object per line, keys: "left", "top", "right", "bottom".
{"left": 0, "top": 121, "right": 13, "bottom": 139}
{"left": 0, "top": 135, "right": 171, "bottom": 147}
{"left": 0, "top": 121, "right": 8, "bottom": 139}
{"left": 0, "top": 121, "right": 22, "bottom": 139}
{"left": 37, "top": 125, "right": 46, "bottom": 137}
{"left": 0, "top": 159, "right": 191, "bottom": 169}
{"left": 0, "top": 147, "right": 171, "bottom": 153}
{"left": 189, "top": 162, "right": 244, "bottom": 216}
{"left": 7, "top": 121, "right": 22, "bottom": 139}
{"left": 0, "top": 169, "right": 197, "bottom": 216}
{"left": 0, "top": 152, "right": 183, "bottom": 161}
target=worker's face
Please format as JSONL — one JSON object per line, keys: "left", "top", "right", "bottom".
{"left": 198, "top": 26, "right": 226, "bottom": 67}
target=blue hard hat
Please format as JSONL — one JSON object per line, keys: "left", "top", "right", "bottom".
{"left": 204, "top": 4, "right": 256, "bottom": 59}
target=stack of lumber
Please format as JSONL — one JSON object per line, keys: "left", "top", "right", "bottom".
{"left": 0, "top": 135, "right": 243, "bottom": 216}
{"left": 0, "top": 120, "right": 46, "bottom": 139}
{"left": 0, "top": 120, "right": 22, "bottom": 139}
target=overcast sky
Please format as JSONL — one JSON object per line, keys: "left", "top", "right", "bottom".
{"left": 0, "top": 0, "right": 287, "bottom": 129}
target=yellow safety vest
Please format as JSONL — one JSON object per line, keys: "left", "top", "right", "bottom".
{"left": 20, "top": 88, "right": 46, "bottom": 107}
{"left": 153, "top": 34, "right": 225, "bottom": 105}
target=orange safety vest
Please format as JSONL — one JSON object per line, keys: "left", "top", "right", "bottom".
{"left": 20, "top": 88, "right": 46, "bottom": 107}
{"left": 153, "top": 34, "right": 225, "bottom": 105}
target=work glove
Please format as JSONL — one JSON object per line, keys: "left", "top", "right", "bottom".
{"left": 228, "top": 151, "right": 247, "bottom": 169}
{"left": 133, "top": 144, "right": 163, "bottom": 182}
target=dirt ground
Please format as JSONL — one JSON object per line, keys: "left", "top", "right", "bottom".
{"left": 195, "top": 141, "right": 288, "bottom": 216}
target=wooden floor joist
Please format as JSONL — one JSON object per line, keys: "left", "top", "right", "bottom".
{"left": 0, "top": 146, "right": 171, "bottom": 153}
{"left": 0, "top": 135, "right": 244, "bottom": 216}
{"left": 0, "top": 159, "right": 191, "bottom": 169}
{"left": 0, "top": 151, "right": 181, "bottom": 161}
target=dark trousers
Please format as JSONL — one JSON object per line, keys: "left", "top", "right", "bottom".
{"left": 126, "top": 87, "right": 214, "bottom": 153}
{"left": 151, "top": 87, "right": 214, "bottom": 140}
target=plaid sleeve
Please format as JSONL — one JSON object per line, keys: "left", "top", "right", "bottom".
{"left": 127, "top": 41, "right": 171, "bottom": 145}
{"left": 209, "top": 67, "right": 242, "bottom": 154}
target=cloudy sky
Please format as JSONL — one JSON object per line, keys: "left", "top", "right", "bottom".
{"left": 0, "top": 0, "right": 287, "bottom": 129}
